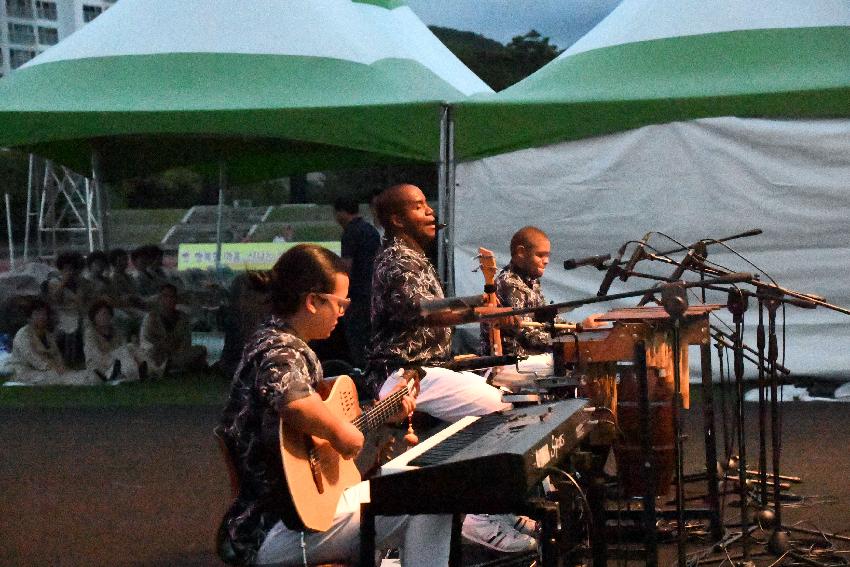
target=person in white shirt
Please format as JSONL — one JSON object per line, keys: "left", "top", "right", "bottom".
{"left": 11, "top": 299, "right": 97, "bottom": 385}
{"left": 83, "top": 299, "right": 144, "bottom": 383}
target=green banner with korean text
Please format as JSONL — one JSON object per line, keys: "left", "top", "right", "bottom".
{"left": 177, "top": 241, "right": 341, "bottom": 271}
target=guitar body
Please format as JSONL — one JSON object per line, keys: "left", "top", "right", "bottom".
{"left": 279, "top": 375, "right": 363, "bottom": 532}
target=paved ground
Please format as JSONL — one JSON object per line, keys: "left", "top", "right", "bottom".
{"left": 1, "top": 395, "right": 848, "bottom": 566}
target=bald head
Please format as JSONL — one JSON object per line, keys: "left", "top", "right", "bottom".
{"left": 510, "top": 226, "right": 549, "bottom": 255}
{"left": 510, "top": 226, "right": 551, "bottom": 278}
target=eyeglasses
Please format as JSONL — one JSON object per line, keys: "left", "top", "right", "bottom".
{"left": 313, "top": 292, "right": 351, "bottom": 315}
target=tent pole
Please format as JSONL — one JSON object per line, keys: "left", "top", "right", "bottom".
{"left": 90, "top": 151, "right": 108, "bottom": 250}
{"left": 93, "top": 174, "right": 105, "bottom": 251}
{"left": 23, "top": 154, "right": 34, "bottom": 262}
{"left": 436, "top": 105, "right": 448, "bottom": 286}
{"left": 215, "top": 161, "right": 227, "bottom": 271}
{"left": 5, "top": 193, "right": 15, "bottom": 270}
{"left": 37, "top": 187, "right": 45, "bottom": 259}
{"left": 446, "top": 106, "right": 456, "bottom": 296}
{"left": 85, "top": 180, "right": 94, "bottom": 253}
{"left": 46, "top": 161, "right": 57, "bottom": 258}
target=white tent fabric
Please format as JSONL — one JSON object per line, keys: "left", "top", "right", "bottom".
{"left": 454, "top": 117, "right": 850, "bottom": 378}
{"left": 561, "top": 0, "right": 850, "bottom": 58}
{"left": 23, "top": 0, "right": 490, "bottom": 97}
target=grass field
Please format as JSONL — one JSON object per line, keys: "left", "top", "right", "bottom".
{"left": 0, "top": 371, "right": 230, "bottom": 408}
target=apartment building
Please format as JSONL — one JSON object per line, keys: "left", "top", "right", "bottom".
{"left": 0, "top": 0, "right": 115, "bottom": 77}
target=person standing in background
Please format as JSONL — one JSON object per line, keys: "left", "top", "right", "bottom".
{"left": 333, "top": 196, "right": 380, "bottom": 369}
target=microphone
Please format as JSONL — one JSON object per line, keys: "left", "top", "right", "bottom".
{"left": 619, "top": 232, "right": 652, "bottom": 282}
{"left": 596, "top": 243, "right": 628, "bottom": 297}
{"left": 420, "top": 294, "right": 486, "bottom": 316}
{"left": 563, "top": 253, "right": 611, "bottom": 270}
{"left": 660, "top": 281, "right": 689, "bottom": 319}
{"left": 718, "top": 228, "right": 762, "bottom": 241}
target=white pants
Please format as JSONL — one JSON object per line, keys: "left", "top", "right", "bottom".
{"left": 379, "top": 366, "right": 510, "bottom": 423}
{"left": 87, "top": 344, "right": 142, "bottom": 383}
{"left": 255, "top": 481, "right": 452, "bottom": 566}
{"left": 490, "top": 353, "right": 554, "bottom": 390}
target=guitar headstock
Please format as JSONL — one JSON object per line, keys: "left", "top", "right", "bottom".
{"left": 401, "top": 366, "right": 424, "bottom": 398}
{"left": 478, "top": 247, "right": 498, "bottom": 286}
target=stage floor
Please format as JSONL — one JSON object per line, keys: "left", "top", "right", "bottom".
{"left": 1, "top": 392, "right": 848, "bottom": 566}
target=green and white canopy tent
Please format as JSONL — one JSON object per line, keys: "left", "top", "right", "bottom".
{"left": 0, "top": 0, "right": 491, "bottom": 265}
{"left": 452, "top": 0, "right": 850, "bottom": 376}
{"left": 0, "top": 0, "right": 491, "bottom": 180}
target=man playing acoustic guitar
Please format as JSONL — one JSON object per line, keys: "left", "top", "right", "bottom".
{"left": 217, "top": 244, "right": 451, "bottom": 566}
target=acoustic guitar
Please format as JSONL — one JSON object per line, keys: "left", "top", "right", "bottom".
{"left": 279, "top": 374, "right": 417, "bottom": 532}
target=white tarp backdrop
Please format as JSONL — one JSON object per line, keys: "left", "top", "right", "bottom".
{"left": 454, "top": 117, "right": 850, "bottom": 378}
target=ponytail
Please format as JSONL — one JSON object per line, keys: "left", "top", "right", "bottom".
{"left": 248, "top": 244, "right": 347, "bottom": 316}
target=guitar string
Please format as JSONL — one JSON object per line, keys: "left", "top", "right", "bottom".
{"left": 309, "top": 384, "right": 412, "bottom": 469}
{"left": 351, "top": 385, "right": 408, "bottom": 433}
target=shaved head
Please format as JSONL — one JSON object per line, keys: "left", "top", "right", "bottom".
{"left": 510, "top": 226, "right": 549, "bottom": 255}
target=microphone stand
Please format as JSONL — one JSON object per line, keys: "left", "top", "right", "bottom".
{"left": 695, "top": 245, "right": 724, "bottom": 541}
{"left": 755, "top": 289, "right": 832, "bottom": 567}
{"left": 763, "top": 288, "right": 790, "bottom": 554}
{"left": 472, "top": 273, "right": 754, "bottom": 322}
{"left": 726, "top": 288, "right": 753, "bottom": 563}
{"left": 660, "top": 283, "right": 688, "bottom": 567}
{"left": 757, "top": 291, "right": 769, "bottom": 509}
{"left": 583, "top": 229, "right": 763, "bottom": 298}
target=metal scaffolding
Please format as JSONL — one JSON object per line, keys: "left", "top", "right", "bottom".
{"left": 24, "top": 155, "right": 104, "bottom": 261}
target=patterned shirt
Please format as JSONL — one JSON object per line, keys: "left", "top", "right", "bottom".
{"left": 481, "top": 263, "right": 552, "bottom": 357}
{"left": 367, "top": 236, "right": 451, "bottom": 366}
{"left": 217, "top": 316, "right": 324, "bottom": 565}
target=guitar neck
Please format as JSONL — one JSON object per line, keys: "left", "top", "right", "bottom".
{"left": 351, "top": 385, "right": 408, "bottom": 435}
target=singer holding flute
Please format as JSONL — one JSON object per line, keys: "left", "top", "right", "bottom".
{"left": 365, "top": 183, "right": 539, "bottom": 554}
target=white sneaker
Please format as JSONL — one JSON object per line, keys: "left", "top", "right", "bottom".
{"left": 493, "top": 514, "right": 539, "bottom": 537}
{"left": 462, "top": 514, "right": 537, "bottom": 553}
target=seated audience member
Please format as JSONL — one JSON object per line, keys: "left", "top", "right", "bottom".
{"left": 108, "top": 249, "right": 142, "bottom": 302}
{"left": 107, "top": 248, "right": 147, "bottom": 339}
{"left": 45, "top": 250, "right": 86, "bottom": 365}
{"left": 149, "top": 245, "right": 182, "bottom": 291}
{"left": 140, "top": 283, "right": 207, "bottom": 377}
{"left": 84, "top": 299, "right": 144, "bottom": 383}
{"left": 131, "top": 245, "right": 159, "bottom": 304}
{"left": 11, "top": 299, "right": 98, "bottom": 385}
{"left": 272, "top": 224, "right": 295, "bottom": 243}
{"left": 83, "top": 250, "right": 111, "bottom": 298}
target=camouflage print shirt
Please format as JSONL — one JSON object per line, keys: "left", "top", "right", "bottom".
{"left": 367, "top": 236, "right": 452, "bottom": 367}
{"left": 481, "top": 263, "right": 552, "bottom": 357}
{"left": 216, "top": 316, "right": 324, "bottom": 566}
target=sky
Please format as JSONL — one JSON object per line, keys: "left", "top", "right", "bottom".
{"left": 405, "top": 0, "right": 623, "bottom": 51}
